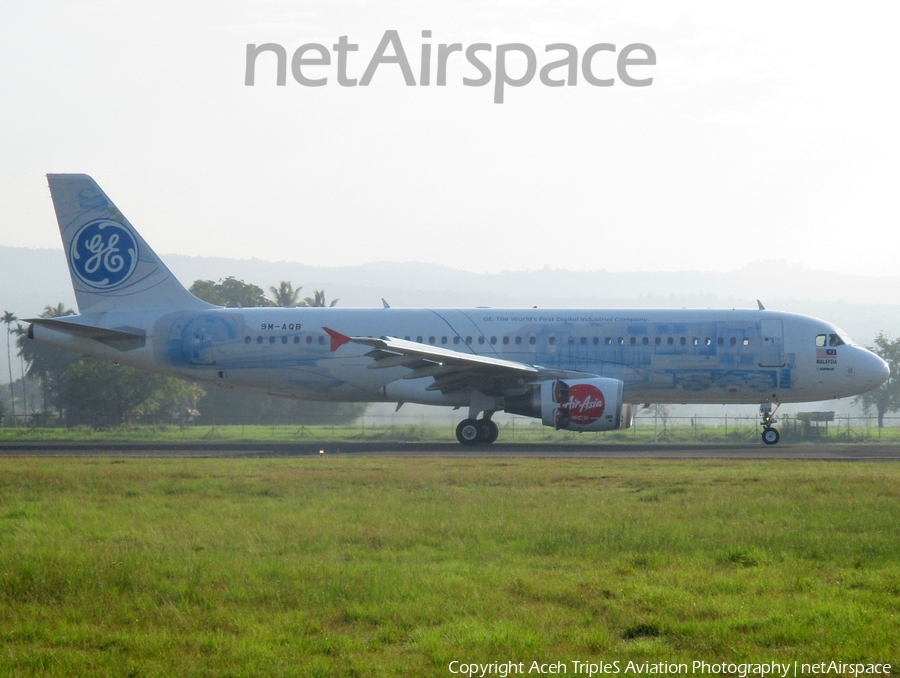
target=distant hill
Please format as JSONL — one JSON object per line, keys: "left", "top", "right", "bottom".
{"left": 2, "top": 245, "right": 898, "bottom": 346}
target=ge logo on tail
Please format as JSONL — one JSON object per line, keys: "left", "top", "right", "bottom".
{"left": 70, "top": 219, "right": 138, "bottom": 289}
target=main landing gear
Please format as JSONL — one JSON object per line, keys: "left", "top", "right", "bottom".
{"left": 456, "top": 416, "right": 499, "bottom": 445}
{"left": 456, "top": 394, "right": 501, "bottom": 446}
{"left": 760, "top": 402, "right": 781, "bottom": 445}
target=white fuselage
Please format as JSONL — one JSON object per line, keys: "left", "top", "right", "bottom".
{"left": 32, "top": 306, "right": 890, "bottom": 408}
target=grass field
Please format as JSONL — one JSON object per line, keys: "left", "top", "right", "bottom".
{"left": 0, "top": 458, "right": 898, "bottom": 676}
{"left": 0, "top": 418, "right": 896, "bottom": 444}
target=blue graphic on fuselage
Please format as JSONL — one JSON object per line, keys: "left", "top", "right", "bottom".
{"left": 69, "top": 219, "right": 138, "bottom": 289}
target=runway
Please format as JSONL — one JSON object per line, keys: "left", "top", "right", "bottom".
{"left": 1, "top": 441, "right": 899, "bottom": 460}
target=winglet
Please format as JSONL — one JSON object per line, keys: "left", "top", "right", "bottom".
{"left": 757, "top": 299, "right": 766, "bottom": 310}
{"left": 323, "top": 327, "right": 352, "bottom": 352}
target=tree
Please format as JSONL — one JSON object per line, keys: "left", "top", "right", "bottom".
{"left": 854, "top": 332, "right": 900, "bottom": 428}
{"left": 189, "top": 277, "right": 273, "bottom": 308}
{"left": 197, "top": 386, "right": 365, "bottom": 426}
{"left": 2, "top": 310, "right": 17, "bottom": 418}
{"left": 300, "top": 290, "right": 339, "bottom": 308}
{"left": 17, "top": 304, "right": 79, "bottom": 419}
{"left": 269, "top": 281, "right": 301, "bottom": 307}
{"left": 63, "top": 358, "right": 205, "bottom": 428}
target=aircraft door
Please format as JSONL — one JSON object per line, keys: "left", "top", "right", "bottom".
{"left": 191, "top": 326, "right": 216, "bottom": 365}
{"left": 759, "top": 319, "right": 784, "bottom": 366}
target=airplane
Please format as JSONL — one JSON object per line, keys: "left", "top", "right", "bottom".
{"left": 27, "top": 174, "right": 890, "bottom": 446}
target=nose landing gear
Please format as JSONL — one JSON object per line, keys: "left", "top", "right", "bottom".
{"left": 760, "top": 402, "right": 781, "bottom": 445}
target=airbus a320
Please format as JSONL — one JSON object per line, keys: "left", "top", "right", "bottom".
{"left": 27, "top": 175, "right": 890, "bottom": 445}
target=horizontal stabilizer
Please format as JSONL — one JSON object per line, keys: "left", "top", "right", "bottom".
{"left": 27, "top": 317, "right": 146, "bottom": 351}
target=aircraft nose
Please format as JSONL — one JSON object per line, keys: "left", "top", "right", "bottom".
{"left": 859, "top": 348, "right": 890, "bottom": 390}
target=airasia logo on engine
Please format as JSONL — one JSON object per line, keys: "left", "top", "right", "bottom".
{"left": 561, "top": 384, "right": 606, "bottom": 424}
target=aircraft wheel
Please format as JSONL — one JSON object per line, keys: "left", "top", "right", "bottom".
{"left": 761, "top": 427, "right": 780, "bottom": 445}
{"left": 456, "top": 419, "right": 482, "bottom": 445}
{"left": 480, "top": 420, "right": 500, "bottom": 444}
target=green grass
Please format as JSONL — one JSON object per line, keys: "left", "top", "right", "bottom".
{"left": 0, "top": 418, "right": 895, "bottom": 444}
{"left": 0, "top": 459, "right": 899, "bottom": 676}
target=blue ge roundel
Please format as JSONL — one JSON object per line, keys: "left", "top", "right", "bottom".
{"left": 69, "top": 219, "right": 139, "bottom": 289}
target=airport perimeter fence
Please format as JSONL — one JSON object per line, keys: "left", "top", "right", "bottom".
{"left": 2, "top": 411, "right": 900, "bottom": 444}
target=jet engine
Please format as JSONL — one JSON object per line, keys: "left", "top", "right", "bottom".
{"left": 504, "top": 377, "right": 633, "bottom": 431}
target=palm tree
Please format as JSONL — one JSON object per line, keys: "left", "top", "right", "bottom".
{"left": 13, "top": 323, "right": 28, "bottom": 416}
{"left": 17, "top": 304, "right": 77, "bottom": 419}
{"left": 2, "top": 310, "right": 17, "bottom": 419}
{"left": 43, "top": 303, "right": 75, "bottom": 319}
{"left": 269, "top": 281, "right": 301, "bottom": 307}
{"left": 300, "top": 290, "right": 339, "bottom": 308}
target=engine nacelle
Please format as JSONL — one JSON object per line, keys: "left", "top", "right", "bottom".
{"left": 505, "top": 377, "right": 633, "bottom": 432}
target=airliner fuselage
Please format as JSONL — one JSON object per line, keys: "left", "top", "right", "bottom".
{"left": 28, "top": 174, "right": 890, "bottom": 446}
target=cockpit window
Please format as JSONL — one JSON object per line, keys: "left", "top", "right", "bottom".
{"left": 829, "top": 334, "right": 845, "bottom": 347}
{"left": 815, "top": 334, "right": 827, "bottom": 347}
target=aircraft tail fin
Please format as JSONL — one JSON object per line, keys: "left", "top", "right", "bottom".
{"left": 46, "top": 174, "right": 213, "bottom": 314}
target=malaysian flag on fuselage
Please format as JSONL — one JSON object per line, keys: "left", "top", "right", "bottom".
{"left": 817, "top": 348, "right": 837, "bottom": 358}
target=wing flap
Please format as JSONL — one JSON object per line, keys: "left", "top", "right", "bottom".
{"left": 351, "top": 336, "right": 540, "bottom": 375}
{"left": 323, "top": 327, "right": 593, "bottom": 396}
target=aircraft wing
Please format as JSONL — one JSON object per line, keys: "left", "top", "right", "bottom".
{"left": 324, "top": 327, "right": 587, "bottom": 396}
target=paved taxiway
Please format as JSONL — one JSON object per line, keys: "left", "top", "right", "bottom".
{"left": 1, "top": 442, "right": 899, "bottom": 460}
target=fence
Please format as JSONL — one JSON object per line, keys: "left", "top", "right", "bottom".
{"left": 1, "top": 411, "right": 900, "bottom": 444}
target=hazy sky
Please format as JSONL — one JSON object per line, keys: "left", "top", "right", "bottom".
{"left": 2, "top": 1, "right": 897, "bottom": 276}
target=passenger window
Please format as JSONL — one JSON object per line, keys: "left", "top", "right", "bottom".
{"left": 593, "top": 337, "right": 599, "bottom": 345}
{"left": 815, "top": 334, "right": 827, "bottom": 347}
{"left": 466, "top": 337, "right": 472, "bottom": 344}
{"left": 416, "top": 336, "right": 423, "bottom": 343}
{"left": 618, "top": 337, "right": 625, "bottom": 345}
{"left": 829, "top": 334, "right": 845, "bottom": 347}
{"left": 743, "top": 338, "right": 750, "bottom": 346}
{"left": 581, "top": 337, "right": 587, "bottom": 345}
{"left": 549, "top": 336, "right": 556, "bottom": 345}
{"left": 680, "top": 337, "right": 686, "bottom": 345}
{"left": 514, "top": 336, "right": 521, "bottom": 345}
{"left": 568, "top": 336, "right": 575, "bottom": 345}
{"left": 667, "top": 337, "right": 674, "bottom": 345}
{"left": 655, "top": 337, "right": 661, "bottom": 345}
{"left": 428, "top": 336, "right": 435, "bottom": 344}
{"left": 453, "top": 336, "right": 460, "bottom": 344}
{"left": 294, "top": 336, "right": 300, "bottom": 344}
{"left": 244, "top": 336, "right": 251, "bottom": 344}
{"left": 730, "top": 337, "right": 736, "bottom": 346}
{"left": 441, "top": 337, "right": 448, "bottom": 344}
{"left": 605, "top": 337, "right": 612, "bottom": 345}
{"left": 269, "top": 336, "right": 276, "bottom": 345}
{"left": 705, "top": 338, "right": 711, "bottom": 346}
{"left": 503, "top": 336, "right": 510, "bottom": 345}
{"left": 404, "top": 336, "right": 411, "bottom": 341}
{"left": 257, "top": 336, "right": 264, "bottom": 344}
{"left": 692, "top": 338, "right": 699, "bottom": 346}
{"left": 490, "top": 337, "right": 497, "bottom": 345}
{"left": 281, "top": 336, "right": 287, "bottom": 344}
{"left": 318, "top": 336, "right": 325, "bottom": 345}
{"left": 529, "top": 336, "right": 536, "bottom": 345}
{"left": 717, "top": 337, "right": 723, "bottom": 346}
{"left": 306, "top": 336, "right": 312, "bottom": 344}
{"left": 630, "top": 337, "right": 636, "bottom": 345}
{"left": 642, "top": 337, "right": 649, "bottom": 345}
